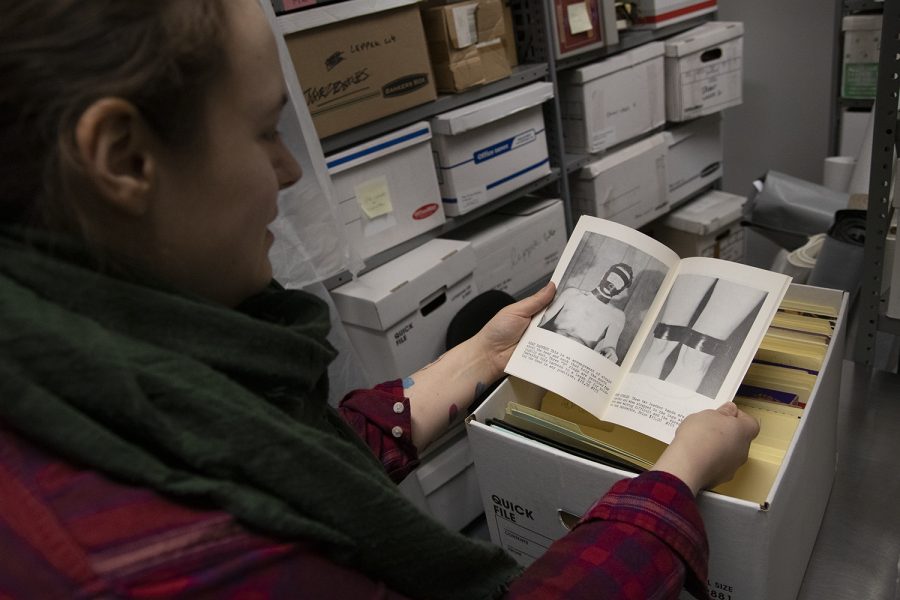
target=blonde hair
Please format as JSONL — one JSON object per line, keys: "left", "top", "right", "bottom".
{"left": 0, "top": 1, "right": 228, "bottom": 231}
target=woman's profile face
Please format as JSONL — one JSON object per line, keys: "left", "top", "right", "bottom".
{"left": 147, "top": 0, "right": 301, "bottom": 305}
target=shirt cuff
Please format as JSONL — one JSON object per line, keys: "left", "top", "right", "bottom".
{"left": 339, "top": 381, "right": 419, "bottom": 482}
{"left": 578, "top": 471, "right": 709, "bottom": 598}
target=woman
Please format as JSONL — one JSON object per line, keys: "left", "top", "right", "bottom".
{"left": 0, "top": 1, "right": 759, "bottom": 598}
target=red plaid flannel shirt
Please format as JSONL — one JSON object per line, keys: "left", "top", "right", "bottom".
{"left": 0, "top": 381, "right": 707, "bottom": 599}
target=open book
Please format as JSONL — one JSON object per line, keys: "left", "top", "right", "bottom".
{"left": 505, "top": 216, "right": 792, "bottom": 454}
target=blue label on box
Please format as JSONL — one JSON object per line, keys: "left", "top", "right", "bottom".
{"left": 473, "top": 129, "right": 537, "bottom": 164}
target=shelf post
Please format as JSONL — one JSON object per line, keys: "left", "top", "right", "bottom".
{"left": 853, "top": 0, "right": 900, "bottom": 365}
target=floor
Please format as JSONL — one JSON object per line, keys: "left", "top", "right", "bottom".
{"left": 798, "top": 359, "right": 900, "bottom": 599}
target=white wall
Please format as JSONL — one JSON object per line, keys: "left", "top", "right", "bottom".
{"left": 718, "top": 0, "right": 840, "bottom": 196}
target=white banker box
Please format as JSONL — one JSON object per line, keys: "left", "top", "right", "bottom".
{"left": 665, "top": 114, "right": 723, "bottom": 206}
{"left": 431, "top": 82, "right": 553, "bottom": 216}
{"left": 664, "top": 21, "right": 743, "bottom": 122}
{"left": 326, "top": 122, "right": 445, "bottom": 260}
{"left": 571, "top": 133, "right": 669, "bottom": 230}
{"left": 442, "top": 198, "right": 566, "bottom": 296}
{"left": 560, "top": 42, "right": 665, "bottom": 153}
{"left": 841, "top": 15, "right": 882, "bottom": 99}
{"left": 398, "top": 427, "right": 483, "bottom": 531}
{"left": 466, "top": 283, "right": 847, "bottom": 600}
{"left": 330, "top": 238, "right": 476, "bottom": 383}
{"left": 654, "top": 189, "right": 747, "bottom": 262}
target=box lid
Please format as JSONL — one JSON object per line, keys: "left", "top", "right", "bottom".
{"left": 430, "top": 81, "right": 554, "bottom": 135}
{"left": 842, "top": 14, "right": 882, "bottom": 32}
{"left": 444, "top": 198, "right": 562, "bottom": 250}
{"left": 278, "top": 0, "right": 420, "bottom": 34}
{"left": 662, "top": 190, "right": 747, "bottom": 235}
{"left": 665, "top": 113, "right": 722, "bottom": 148}
{"left": 567, "top": 41, "right": 664, "bottom": 84}
{"left": 664, "top": 21, "right": 744, "bottom": 58}
{"left": 577, "top": 133, "right": 667, "bottom": 180}
{"left": 325, "top": 122, "right": 432, "bottom": 175}
{"left": 495, "top": 196, "right": 563, "bottom": 217}
{"left": 330, "top": 238, "right": 476, "bottom": 330}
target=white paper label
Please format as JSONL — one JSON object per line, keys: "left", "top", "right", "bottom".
{"left": 452, "top": 5, "right": 478, "bottom": 48}
{"left": 458, "top": 187, "right": 487, "bottom": 212}
{"left": 567, "top": 2, "right": 594, "bottom": 35}
{"left": 590, "top": 126, "right": 616, "bottom": 151}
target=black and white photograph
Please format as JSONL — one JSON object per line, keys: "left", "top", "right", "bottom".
{"left": 539, "top": 231, "right": 668, "bottom": 365}
{"left": 632, "top": 274, "right": 767, "bottom": 398}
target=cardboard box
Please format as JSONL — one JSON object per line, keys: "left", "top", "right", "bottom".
{"left": 330, "top": 238, "right": 477, "bottom": 383}
{"left": 285, "top": 4, "right": 437, "bottom": 139}
{"left": 466, "top": 283, "right": 847, "bottom": 600}
{"left": 326, "top": 122, "right": 445, "bottom": 260}
{"left": 571, "top": 133, "right": 669, "bottom": 229}
{"left": 841, "top": 15, "right": 882, "bottom": 100}
{"left": 397, "top": 426, "right": 484, "bottom": 531}
{"left": 665, "top": 113, "right": 723, "bottom": 206}
{"left": 559, "top": 42, "right": 665, "bottom": 153}
{"left": 421, "top": 0, "right": 512, "bottom": 93}
{"left": 548, "top": 0, "right": 619, "bottom": 60}
{"left": 442, "top": 198, "right": 567, "bottom": 296}
{"left": 630, "top": 0, "right": 717, "bottom": 29}
{"left": 654, "top": 189, "right": 747, "bottom": 262}
{"left": 664, "top": 21, "right": 743, "bottom": 122}
{"left": 431, "top": 82, "right": 554, "bottom": 216}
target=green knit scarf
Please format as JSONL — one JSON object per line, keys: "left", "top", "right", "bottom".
{"left": 0, "top": 229, "right": 521, "bottom": 599}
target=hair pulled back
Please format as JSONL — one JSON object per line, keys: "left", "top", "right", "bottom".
{"left": 0, "top": 0, "right": 228, "bottom": 230}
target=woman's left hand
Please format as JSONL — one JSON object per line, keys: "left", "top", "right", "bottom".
{"left": 472, "top": 282, "right": 556, "bottom": 380}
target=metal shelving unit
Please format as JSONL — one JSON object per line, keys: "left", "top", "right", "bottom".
{"left": 853, "top": 0, "right": 899, "bottom": 366}
{"left": 269, "top": 0, "right": 720, "bottom": 292}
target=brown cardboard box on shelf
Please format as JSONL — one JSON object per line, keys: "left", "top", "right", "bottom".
{"left": 421, "top": 0, "right": 512, "bottom": 93}
{"left": 285, "top": 5, "right": 437, "bottom": 139}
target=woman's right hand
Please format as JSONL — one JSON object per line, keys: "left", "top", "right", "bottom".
{"left": 651, "top": 402, "right": 760, "bottom": 496}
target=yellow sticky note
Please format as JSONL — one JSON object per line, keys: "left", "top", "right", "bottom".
{"left": 354, "top": 176, "right": 393, "bottom": 220}
{"left": 567, "top": 2, "right": 593, "bottom": 35}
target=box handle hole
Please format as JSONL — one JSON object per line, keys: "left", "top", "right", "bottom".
{"left": 701, "top": 48, "right": 723, "bottom": 62}
{"left": 701, "top": 162, "right": 721, "bottom": 177}
{"left": 557, "top": 508, "right": 581, "bottom": 531}
{"left": 420, "top": 287, "right": 448, "bottom": 317}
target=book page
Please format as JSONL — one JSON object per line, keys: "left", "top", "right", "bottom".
{"left": 505, "top": 216, "right": 680, "bottom": 418}
{"left": 607, "top": 258, "right": 791, "bottom": 443}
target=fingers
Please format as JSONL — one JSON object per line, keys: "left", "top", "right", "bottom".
{"left": 505, "top": 282, "right": 556, "bottom": 318}
{"left": 717, "top": 401, "right": 760, "bottom": 439}
{"left": 737, "top": 408, "right": 761, "bottom": 440}
{"left": 717, "top": 401, "right": 739, "bottom": 417}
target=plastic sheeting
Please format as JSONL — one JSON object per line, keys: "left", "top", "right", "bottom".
{"left": 807, "top": 210, "right": 867, "bottom": 295}
{"left": 267, "top": 104, "right": 363, "bottom": 289}
{"left": 747, "top": 170, "right": 850, "bottom": 250}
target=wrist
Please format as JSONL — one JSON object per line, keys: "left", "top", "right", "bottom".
{"left": 650, "top": 453, "right": 703, "bottom": 496}
{"left": 468, "top": 333, "right": 504, "bottom": 385}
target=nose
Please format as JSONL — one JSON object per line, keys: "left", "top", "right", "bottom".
{"left": 275, "top": 141, "right": 303, "bottom": 190}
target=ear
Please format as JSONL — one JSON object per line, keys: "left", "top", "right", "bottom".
{"left": 73, "top": 98, "right": 156, "bottom": 217}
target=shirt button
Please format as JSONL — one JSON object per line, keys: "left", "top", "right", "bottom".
{"left": 393, "top": 401, "right": 405, "bottom": 414}
{"left": 391, "top": 426, "right": 403, "bottom": 438}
